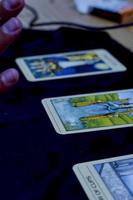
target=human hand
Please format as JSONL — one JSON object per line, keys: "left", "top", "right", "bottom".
{"left": 0, "top": 0, "right": 25, "bottom": 93}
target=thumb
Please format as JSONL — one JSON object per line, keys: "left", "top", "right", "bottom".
{"left": 0, "top": 68, "right": 19, "bottom": 93}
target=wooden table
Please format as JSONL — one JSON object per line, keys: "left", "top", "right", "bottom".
{"left": 19, "top": 0, "right": 133, "bottom": 52}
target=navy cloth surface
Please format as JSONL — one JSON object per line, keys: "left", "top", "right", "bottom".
{"left": 0, "top": 28, "right": 133, "bottom": 200}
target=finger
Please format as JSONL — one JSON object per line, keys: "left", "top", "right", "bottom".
{"left": 0, "top": 17, "right": 22, "bottom": 53}
{"left": 0, "top": 68, "right": 19, "bottom": 93}
{"left": 0, "top": 0, "right": 25, "bottom": 25}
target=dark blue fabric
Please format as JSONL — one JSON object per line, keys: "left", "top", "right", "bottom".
{"left": 0, "top": 28, "right": 133, "bottom": 200}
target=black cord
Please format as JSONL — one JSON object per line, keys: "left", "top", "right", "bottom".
{"left": 25, "top": 4, "right": 133, "bottom": 31}
{"left": 25, "top": 4, "right": 39, "bottom": 27}
{"left": 31, "top": 21, "right": 133, "bottom": 31}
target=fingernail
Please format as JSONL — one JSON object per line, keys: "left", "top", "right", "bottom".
{"left": 1, "top": 68, "right": 19, "bottom": 86}
{"left": 3, "top": 0, "right": 24, "bottom": 10}
{"left": 2, "top": 17, "right": 22, "bottom": 34}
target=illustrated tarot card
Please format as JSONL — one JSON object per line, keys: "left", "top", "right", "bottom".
{"left": 42, "top": 89, "right": 133, "bottom": 135}
{"left": 16, "top": 49, "right": 126, "bottom": 81}
{"left": 73, "top": 154, "right": 133, "bottom": 200}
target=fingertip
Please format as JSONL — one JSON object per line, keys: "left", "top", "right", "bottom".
{"left": 0, "top": 68, "right": 19, "bottom": 88}
{"left": 2, "top": 0, "right": 25, "bottom": 11}
{"left": 2, "top": 17, "right": 22, "bottom": 35}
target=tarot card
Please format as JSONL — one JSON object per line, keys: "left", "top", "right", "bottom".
{"left": 15, "top": 49, "right": 126, "bottom": 81}
{"left": 42, "top": 89, "right": 133, "bottom": 135}
{"left": 73, "top": 154, "right": 133, "bottom": 200}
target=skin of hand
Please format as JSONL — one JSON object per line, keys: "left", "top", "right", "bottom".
{"left": 0, "top": 0, "right": 25, "bottom": 93}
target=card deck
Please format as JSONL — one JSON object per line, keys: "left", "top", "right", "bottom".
{"left": 42, "top": 89, "right": 133, "bottom": 135}
{"left": 73, "top": 154, "right": 133, "bottom": 200}
{"left": 16, "top": 49, "right": 126, "bottom": 82}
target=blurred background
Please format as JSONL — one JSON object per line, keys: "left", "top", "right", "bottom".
{"left": 19, "top": 0, "right": 133, "bottom": 51}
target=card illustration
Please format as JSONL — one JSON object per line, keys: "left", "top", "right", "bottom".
{"left": 16, "top": 49, "right": 126, "bottom": 81}
{"left": 73, "top": 154, "right": 133, "bottom": 200}
{"left": 94, "top": 158, "right": 133, "bottom": 199}
{"left": 42, "top": 89, "right": 133, "bottom": 134}
{"left": 20, "top": 51, "right": 108, "bottom": 78}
